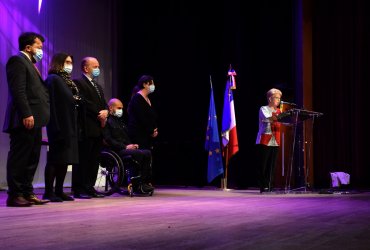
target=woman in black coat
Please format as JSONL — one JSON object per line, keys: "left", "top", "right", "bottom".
{"left": 43, "top": 53, "right": 80, "bottom": 202}
{"left": 128, "top": 75, "right": 159, "bottom": 150}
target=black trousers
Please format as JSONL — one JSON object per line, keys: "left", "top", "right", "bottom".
{"left": 256, "top": 144, "right": 279, "bottom": 191}
{"left": 118, "top": 149, "right": 152, "bottom": 183}
{"left": 72, "top": 137, "right": 102, "bottom": 194}
{"left": 6, "top": 127, "right": 42, "bottom": 197}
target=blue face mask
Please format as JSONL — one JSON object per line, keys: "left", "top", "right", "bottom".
{"left": 149, "top": 84, "right": 155, "bottom": 93}
{"left": 92, "top": 68, "right": 100, "bottom": 78}
{"left": 33, "top": 48, "right": 43, "bottom": 62}
{"left": 64, "top": 64, "right": 73, "bottom": 74}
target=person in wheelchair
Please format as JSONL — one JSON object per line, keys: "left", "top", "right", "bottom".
{"left": 102, "top": 98, "right": 154, "bottom": 193}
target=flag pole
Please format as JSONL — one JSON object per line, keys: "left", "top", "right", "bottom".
{"left": 222, "top": 149, "right": 229, "bottom": 190}
{"left": 221, "top": 64, "right": 238, "bottom": 191}
{"left": 222, "top": 83, "right": 230, "bottom": 191}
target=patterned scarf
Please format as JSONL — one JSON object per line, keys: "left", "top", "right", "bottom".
{"left": 55, "top": 70, "right": 80, "bottom": 97}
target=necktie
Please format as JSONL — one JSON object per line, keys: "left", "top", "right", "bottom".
{"left": 33, "top": 63, "right": 41, "bottom": 76}
{"left": 91, "top": 79, "right": 102, "bottom": 98}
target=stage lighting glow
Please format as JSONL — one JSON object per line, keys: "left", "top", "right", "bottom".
{"left": 38, "top": 0, "right": 42, "bottom": 14}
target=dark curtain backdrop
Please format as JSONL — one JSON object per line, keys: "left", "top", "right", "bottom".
{"left": 114, "top": 0, "right": 294, "bottom": 187}
{"left": 313, "top": 0, "right": 370, "bottom": 188}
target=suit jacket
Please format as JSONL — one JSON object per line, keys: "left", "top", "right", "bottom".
{"left": 3, "top": 53, "right": 50, "bottom": 133}
{"left": 74, "top": 75, "right": 107, "bottom": 138}
{"left": 103, "top": 115, "right": 132, "bottom": 152}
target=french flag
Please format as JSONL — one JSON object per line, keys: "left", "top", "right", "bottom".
{"left": 221, "top": 68, "right": 239, "bottom": 164}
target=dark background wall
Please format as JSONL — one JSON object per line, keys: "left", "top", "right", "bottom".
{"left": 114, "top": 0, "right": 294, "bottom": 188}
{"left": 312, "top": 0, "right": 370, "bottom": 188}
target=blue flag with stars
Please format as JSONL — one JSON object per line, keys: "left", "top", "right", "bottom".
{"left": 205, "top": 83, "right": 224, "bottom": 183}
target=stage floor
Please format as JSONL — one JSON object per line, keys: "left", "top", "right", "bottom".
{"left": 1, "top": 186, "right": 370, "bottom": 250}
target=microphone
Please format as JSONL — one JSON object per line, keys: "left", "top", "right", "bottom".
{"left": 280, "top": 101, "right": 297, "bottom": 106}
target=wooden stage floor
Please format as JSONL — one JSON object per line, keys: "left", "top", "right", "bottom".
{"left": 1, "top": 186, "right": 370, "bottom": 250}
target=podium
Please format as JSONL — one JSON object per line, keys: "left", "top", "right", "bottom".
{"left": 278, "top": 108, "right": 323, "bottom": 125}
{"left": 277, "top": 108, "right": 323, "bottom": 192}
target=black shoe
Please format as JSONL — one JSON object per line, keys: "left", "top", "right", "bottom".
{"left": 56, "top": 192, "right": 74, "bottom": 201}
{"left": 73, "top": 193, "right": 92, "bottom": 199}
{"left": 86, "top": 187, "right": 105, "bottom": 198}
{"left": 89, "top": 192, "right": 105, "bottom": 198}
{"left": 260, "top": 187, "right": 269, "bottom": 193}
{"left": 43, "top": 193, "right": 63, "bottom": 202}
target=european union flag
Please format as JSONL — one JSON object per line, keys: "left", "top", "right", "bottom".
{"left": 205, "top": 82, "right": 224, "bottom": 183}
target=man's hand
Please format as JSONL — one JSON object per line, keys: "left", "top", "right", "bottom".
{"left": 98, "top": 109, "right": 109, "bottom": 120}
{"left": 126, "top": 144, "right": 139, "bottom": 150}
{"left": 98, "top": 110, "right": 108, "bottom": 128}
{"left": 23, "top": 116, "right": 34, "bottom": 129}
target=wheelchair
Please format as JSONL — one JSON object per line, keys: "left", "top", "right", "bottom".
{"left": 95, "top": 148, "right": 154, "bottom": 197}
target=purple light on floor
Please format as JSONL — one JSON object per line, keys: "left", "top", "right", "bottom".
{"left": 38, "top": 0, "right": 42, "bottom": 14}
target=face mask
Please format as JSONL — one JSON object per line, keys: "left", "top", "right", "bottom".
{"left": 149, "top": 84, "right": 155, "bottom": 93}
{"left": 64, "top": 64, "right": 73, "bottom": 74}
{"left": 92, "top": 68, "right": 100, "bottom": 77}
{"left": 114, "top": 109, "right": 123, "bottom": 118}
{"left": 33, "top": 48, "right": 43, "bottom": 62}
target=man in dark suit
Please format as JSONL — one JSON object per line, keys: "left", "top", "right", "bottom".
{"left": 3, "top": 32, "right": 50, "bottom": 207}
{"left": 72, "top": 57, "right": 107, "bottom": 198}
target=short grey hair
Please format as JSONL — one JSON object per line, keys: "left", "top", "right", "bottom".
{"left": 266, "top": 88, "right": 282, "bottom": 101}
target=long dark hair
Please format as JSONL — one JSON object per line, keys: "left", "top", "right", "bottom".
{"left": 131, "top": 75, "right": 154, "bottom": 99}
{"left": 48, "top": 52, "right": 73, "bottom": 74}
{"left": 48, "top": 52, "right": 79, "bottom": 96}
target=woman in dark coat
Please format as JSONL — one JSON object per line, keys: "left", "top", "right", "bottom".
{"left": 43, "top": 52, "right": 80, "bottom": 202}
{"left": 128, "top": 75, "right": 158, "bottom": 150}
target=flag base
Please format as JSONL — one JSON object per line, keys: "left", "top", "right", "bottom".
{"left": 221, "top": 178, "right": 228, "bottom": 190}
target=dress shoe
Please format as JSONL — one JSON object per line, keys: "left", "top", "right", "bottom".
{"left": 73, "top": 193, "right": 92, "bottom": 199}
{"left": 25, "top": 195, "right": 49, "bottom": 205}
{"left": 56, "top": 192, "right": 74, "bottom": 201}
{"left": 6, "top": 196, "right": 32, "bottom": 207}
{"left": 43, "top": 193, "right": 63, "bottom": 202}
{"left": 89, "top": 192, "right": 105, "bottom": 198}
{"left": 260, "top": 187, "right": 269, "bottom": 193}
{"left": 86, "top": 187, "right": 105, "bottom": 198}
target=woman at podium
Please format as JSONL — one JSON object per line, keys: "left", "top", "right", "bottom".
{"left": 255, "top": 88, "right": 282, "bottom": 193}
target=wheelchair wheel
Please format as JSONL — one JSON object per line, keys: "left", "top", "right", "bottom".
{"left": 95, "top": 150, "right": 124, "bottom": 195}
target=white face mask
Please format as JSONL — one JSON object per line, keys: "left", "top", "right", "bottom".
{"left": 114, "top": 109, "right": 123, "bottom": 118}
{"left": 149, "top": 84, "right": 155, "bottom": 93}
{"left": 64, "top": 64, "right": 73, "bottom": 74}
